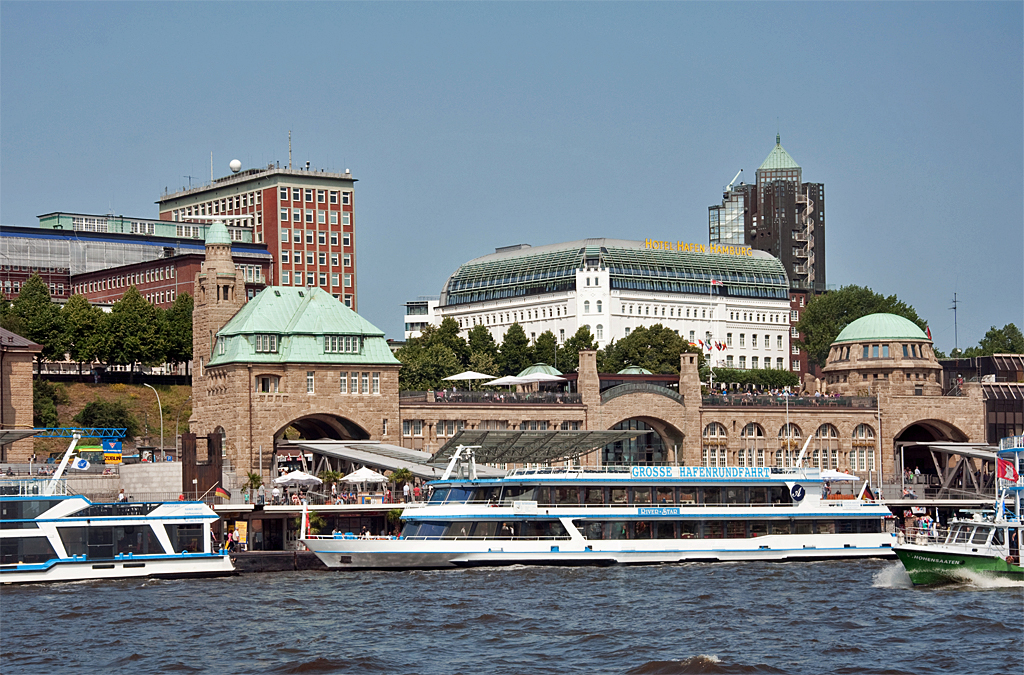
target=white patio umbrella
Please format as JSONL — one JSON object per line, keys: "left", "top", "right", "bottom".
{"left": 342, "top": 466, "right": 388, "bottom": 483}
{"left": 273, "top": 470, "right": 323, "bottom": 487}
{"left": 518, "top": 372, "right": 568, "bottom": 383}
{"left": 442, "top": 371, "right": 496, "bottom": 382}
{"left": 484, "top": 375, "right": 531, "bottom": 386}
{"left": 820, "top": 469, "right": 859, "bottom": 481}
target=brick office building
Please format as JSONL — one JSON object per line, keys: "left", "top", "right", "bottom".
{"left": 0, "top": 328, "right": 43, "bottom": 462}
{"left": 157, "top": 164, "right": 359, "bottom": 309}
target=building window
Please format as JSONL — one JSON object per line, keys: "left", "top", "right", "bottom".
{"left": 317, "top": 190, "right": 325, "bottom": 203}
{"left": 752, "top": 334, "right": 758, "bottom": 348}
{"left": 305, "top": 253, "right": 314, "bottom": 265}
{"left": 307, "top": 273, "right": 314, "bottom": 286}
{"left": 596, "top": 300, "right": 602, "bottom": 313}
{"left": 361, "top": 373, "right": 369, "bottom": 394}
{"left": 344, "top": 274, "right": 352, "bottom": 287}
{"left": 344, "top": 295, "right": 352, "bottom": 308}
{"left": 584, "top": 301, "right": 590, "bottom": 313}
{"left": 340, "top": 372, "right": 348, "bottom": 393}
{"left": 293, "top": 209, "right": 301, "bottom": 223}
{"left": 330, "top": 212, "right": 338, "bottom": 225}
{"left": 280, "top": 187, "right": 289, "bottom": 201}
{"left": 882, "top": 345, "right": 890, "bottom": 358}
{"left": 596, "top": 325, "right": 603, "bottom": 340}
{"left": 305, "top": 189, "right": 313, "bottom": 202}
{"left": 305, "top": 210, "right": 314, "bottom": 223}
{"left": 255, "top": 375, "right": 280, "bottom": 393}
{"left": 372, "top": 372, "right": 380, "bottom": 394}
{"left": 281, "top": 210, "right": 289, "bottom": 224}
{"left": 282, "top": 251, "right": 289, "bottom": 264}
{"left": 331, "top": 273, "right": 339, "bottom": 287}
{"left": 791, "top": 310, "right": 799, "bottom": 321}
{"left": 739, "top": 356, "right": 746, "bottom": 369}
{"left": 343, "top": 254, "right": 351, "bottom": 267}
{"left": 255, "top": 334, "right": 278, "bottom": 353}
{"left": 559, "top": 329, "right": 565, "bottom": 343}
{"left": 403, "top": 420, "right": 412, "bottom": 437}
{"left": 777, "top": 335, "right": 783, "bottom": 349}
{"left": 739, "top": 334, "right": 745, "bottom": 347}
{"left": 751, "top": 356, "right": 758, "bottom": 368}
{"left": 306, "top": 371, "right": 315, "bottom": 394}
{"left": 342, "top": 213, "right": 350, "bottom": 225}
{"left": 342, "top": 192, "right": 351, "bottom": 205}
{"left": 382, "top": 418, "right": 388, "bottom": 435}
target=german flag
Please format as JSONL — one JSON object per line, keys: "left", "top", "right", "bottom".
{"left": 215, "top": 487, "right": 231, "bottom": 499}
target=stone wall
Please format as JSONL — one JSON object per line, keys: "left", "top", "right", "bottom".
{"left": 1, "top": 350, "right": 36, "bottom": 461}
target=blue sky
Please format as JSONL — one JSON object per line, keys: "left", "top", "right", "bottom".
{"left": 2, "top": 2, "right": 1021, "bottom": 350}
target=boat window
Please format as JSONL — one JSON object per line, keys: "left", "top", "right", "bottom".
{"left": 414, "top": 522, "right": 451, "bottom": 539}
{"left": 604, "top": 522, "right": 629, "bottom": 539}
{"left": 703, "top": 487, "right": 722, "bottom": 505}
{"left": 793, "top": 521, "right": 813, "bottom": 535}
{"left": 428, "top": 488, "right": 450, "bottom": 504}
{"left": 652, "top": 521, "right": 675, "bottom": 539}
{"left": 726, "top": 521, "right": 747, "bottom": 538}
{"left": 770, "top": 521, "right": 791, "bottom": 535}
{"left": 610, "top": 488, "right": 628, "bottom": 504}
{"left": 0, "top": 535, "right": 57, "bottom": 565}
{"left": 533, "top": 487, "right": 550, "bottom": 505}
{"left": 632, "top": 487, "right": 652, "bottom": 504}
{"left": 1, "top": 499, "right": 63, "bottom": 520}
{"left": 475, "top": 486, "right": 501, "bottom": 504}
{"left": 583, "top": 487, "right": 605, "bottom": 504}
{"left": 75, "top": 503, "right": 162, "bottom": 518}
{"left": 500, "top": 486, "right": 535, "bottom": 505}
{"left": 632, "top": 521, "right": 652, "bottom": 538}
{"left": 400, "top": 522, "right": 421, "bottom": 538}
{"left": 750, "top": 521, "right": 769, "bottom": 537}
{"left": 443, "top": 488, "right": 475, "bottom": 504}
{"left": 449, "top": 522, "right": 472, "bottom": 538}
{"left": 656, "top": 487, "right": 674, "bottom": 504}
{"left": 115, "top": 525, "right": 164, "bottom": 555}
{"left": 679, "top": 522, "right": 698, "bottom": 538}
{"left": 953, "top": 526, "right": 971, "bottom": 543}
{"left": 552, "top": 486, "right": 579, "bottom": 505}
{"left": 704, "top": 522, "right": 726, "bottom": 538}
{"left": 992, "top": 528, "right": 1005, "bottom": 546}
{"left": 470, "top": 522, "right": 498, "bottom": 538}
{"left": 519, "top": 521, "right": 569, "bottom": 539}
{"left": 816, "top": 520, "right": 836, "bottom": 534}
{"left": 971, "top": 526, "right": 992, "bottom": 545}
{"left": 837, "top": 519, "right": 881, "bottom": 534}
{"left": 678, "top": 488, "right": 697, "bottom": 505}
{"left": 164, "top": 524, "right": 203, "bottom": 553}
{"left": 749, "top": 487, "right": 768, "bottom": 505}
{"left": 769, "top": 486, "right": 792, "bottom": 505}
{"left": 724, "top": 487, "right": 744, "bottom": 505}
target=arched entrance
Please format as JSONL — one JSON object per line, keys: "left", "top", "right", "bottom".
{"left": 894, "top": 419, "right": 969, "bottom": 488}
{"left": 602, "top": 417, "right": 684, "bottom": 465}
{"left": 273, "top": 414, "right": 371, "bottom": 475}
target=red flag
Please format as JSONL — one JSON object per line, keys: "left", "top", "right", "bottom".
{"left": 926, "top": 325, "right": 932, "bottom": 340}
{"left": 997, "top": 458, "right": 1019, "bottom": 482}
{"left": 710, "top": 279, "right": 723, "bottom": 286}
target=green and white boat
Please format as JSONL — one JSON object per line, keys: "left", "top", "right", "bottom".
{"left": 895, "top": 435, "right": 1024, "bottom": 585}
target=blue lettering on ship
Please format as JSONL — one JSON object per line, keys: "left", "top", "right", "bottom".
{"left": 638, "top": 507, "right": 680, "bottom": 516}
{"left": 630, "top": 466, "right": 773, "bottom": 479}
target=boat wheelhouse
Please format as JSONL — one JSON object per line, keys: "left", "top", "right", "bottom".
{"left": 303, "top": 443, "right": 896, "bottom": 569}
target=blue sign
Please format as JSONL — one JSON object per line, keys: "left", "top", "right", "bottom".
{"left": 791, "top": 484, "right": 806, "bottom": 501}
{"left": 630, "top": 466, "right": 774, "bottom": 480}
{"left": 638, "top": 507, "right": 680, "bottom": 516}
{"left": 102, "top": 440, "right": 122, "bottom": 452}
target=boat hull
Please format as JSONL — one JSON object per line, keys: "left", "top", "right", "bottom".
{"left": 0, "top": 553, "right": 235, "bottom": 585}
{"left": 304, "top": 533, "right": 896, "bottom": 570}
{"left": 894, "top": 545, "right": 1024, "bottom": 585}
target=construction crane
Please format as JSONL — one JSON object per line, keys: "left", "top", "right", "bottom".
{"left": 725, "top": 169, "right": 743, "bottom": 193}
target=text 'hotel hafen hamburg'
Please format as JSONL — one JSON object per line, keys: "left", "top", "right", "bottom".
{"left": 434, "top": 238, "right": 795, "bottom": 372}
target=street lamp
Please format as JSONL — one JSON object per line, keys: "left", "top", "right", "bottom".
{"left": 174, "top": 395, "right": 192, "bottom": 459}
{"left": 143, "top": 383, "right": 164, "bottom": 462}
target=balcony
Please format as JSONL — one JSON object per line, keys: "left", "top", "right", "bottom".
{"left": 400, "top": 391, "right": 583, "bottom": 405}
{"left": 701, "top": 394, "right": 877, "bottom": 409}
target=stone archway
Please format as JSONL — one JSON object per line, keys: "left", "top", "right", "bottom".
{"left": 894, "top": 419, "right": 969, "bottom": 484}
{"left": 274, "top": 414, "right": 371, "bottom": 443}
{"left": 601, "top": 416, "right": 685, "bottom": 465}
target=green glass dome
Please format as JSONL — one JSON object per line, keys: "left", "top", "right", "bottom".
{"left": 518, "top": 363, "right": 563, "bottom": 377}
{"left": 617, "top": 366, "right": 653, "bottom": 375}
{"left": 832, "top": 313, "right": 928, "bottom": 344}
{"left": 204, "top": 221, "right": 233, "bottom": 246}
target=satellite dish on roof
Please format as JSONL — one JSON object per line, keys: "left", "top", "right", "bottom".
{"left": 229, "top": 159, "right": 242, "bottom": 173}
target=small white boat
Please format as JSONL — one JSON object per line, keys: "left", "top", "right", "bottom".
{"left": 302, "top": 446, "right": 897, "bottom": 569}
{"left": 0, "top": 431, "right": 233, "bottom": 584}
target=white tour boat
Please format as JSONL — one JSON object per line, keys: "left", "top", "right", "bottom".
{"left": 302, "top": 446, "right": 896, "bottom": 569}
{"left": 1, "top": 432, "right": 233, "bottom": 584}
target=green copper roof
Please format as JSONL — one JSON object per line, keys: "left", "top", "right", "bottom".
{"left": 204, "top": 221, "right": 233, "bottom": 246}
{"left": 518, "top": 363, "right": 563, "bottom": 377}
{"left": 758, "top": 134, "right": 801, "bottom": 171}
{"left": 832, "top": 313, "right": 929, "bottom": 344}
{"left": 617, "top": 366, "right": 654, "bottom": 375}
{"left": 209, "top": 286, "right": 399, "bottom": 366}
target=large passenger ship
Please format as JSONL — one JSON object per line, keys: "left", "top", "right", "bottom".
{"left": 303, "top": 446, "right": 896, "bottom": 569}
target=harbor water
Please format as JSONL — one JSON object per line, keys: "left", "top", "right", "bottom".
{"left": 1, "top": 560, "right": 1021, "bottom": 675}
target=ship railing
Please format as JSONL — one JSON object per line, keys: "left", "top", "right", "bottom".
{"left": 0, "top": 477, "right": 70, "bottom": 496}
{"left": 425, "top": 499, "right": 825, "bottom": 509}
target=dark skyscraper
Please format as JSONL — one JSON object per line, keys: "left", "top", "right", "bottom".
{"left": 709, "top": 135, "right": 825, "bottom": 290}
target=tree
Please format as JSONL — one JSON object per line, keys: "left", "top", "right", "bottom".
{"left": 61, "top": 294, "right": 104, "bottom": 377}
{"left": 101, "top": 287, "right": 165, "bottom": 377}
{"left": 556, "top": 326, "right": 597, "bottom": 373}
{"left": 498, "top": 322, "right": 532, "bottom": 376}
{"left": 33, "top": 380, "right": 68, "bottom": 428}
{"left": 599, "top": 324, "right": 695, "bottom": 375}
{"left": 73, "top": 398, "right": 140, "bottom": 437}
{"left": 974, "top": 324, "right": 1024, "bottom": 356}
{"left": 468, "top": 351, "right": 498, "bottom": 378}
{"left": 796, "top": 285, "right": 927, "bottom": 368}
{"left": 533, "top": 330, "right": 558, "bottom": 368}
{"left": 467, "top": 323, "right": 498, "bottom": 362}
{"left": 0, "top": 293, "right": 24, "bottom": 335}
{"left": 711, "top": 367, "right": 799, "bottom": 390}
{"left": 397, "top": 342, "right": 461, "bottom": 390}
{"left": 164, "top": 292, "right": 194, "bottom": 374}
{"left": 12, "top": 274, "right": 65, "bottom": 373}
{"left": 434, "top": 317, "right": 470, "bottom": 368}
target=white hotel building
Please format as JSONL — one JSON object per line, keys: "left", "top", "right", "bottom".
{"left": 433, "top": 238, "right": 796, "bottom": 371}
